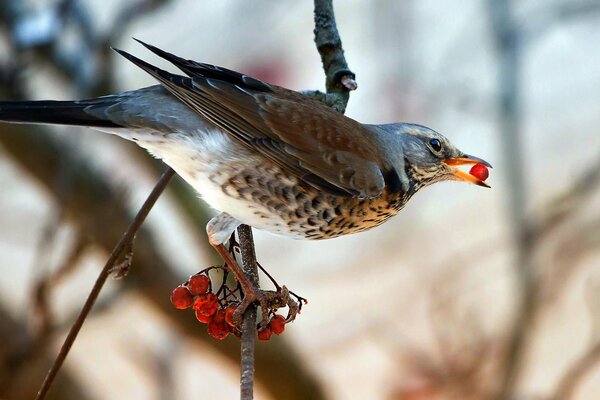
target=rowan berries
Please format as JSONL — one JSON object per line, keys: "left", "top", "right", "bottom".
{"left": 187, "top": 274, "right": 210, "bottom": 295}
{"left": 170, "top": 264, "right": 303, "bottom": 341}
{"left": 170, "top": 286, "right": 194, "bottom": 309}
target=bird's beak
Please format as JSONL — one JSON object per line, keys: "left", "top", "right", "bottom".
{"left": 442, "top": 154, "right": 492, "bottom": 188}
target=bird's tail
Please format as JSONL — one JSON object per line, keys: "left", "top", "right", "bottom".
{"left": 0, "top": 100, "right": 122, "bottom": 128}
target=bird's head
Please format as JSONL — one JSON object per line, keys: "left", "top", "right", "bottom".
{"left": 385, "top": 123, "right": 491, "bottom": 190}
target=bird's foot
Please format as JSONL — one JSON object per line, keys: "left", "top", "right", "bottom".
{"left": 232, "top": 284, "right": 287, "bottom": 328}
{"left": 211, "top": 241, "right": 306, "bottom": 328}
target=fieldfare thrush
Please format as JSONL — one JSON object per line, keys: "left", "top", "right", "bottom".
{"left": 0, "top": 40, "right": 491, "bottom": 321}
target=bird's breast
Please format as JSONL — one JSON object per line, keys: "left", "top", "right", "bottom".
{"left": 201, "top": 162, "right": 410, "bottom": 240}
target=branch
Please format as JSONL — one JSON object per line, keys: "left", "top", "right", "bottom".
{"left": 35, "top": 167, "right": 175, "bottom": 400}
{"left": 238, "top": 225, "right": 259, "bottom": 399}
{"left": 305, "top": 0, "right": 357, "bottom": 113}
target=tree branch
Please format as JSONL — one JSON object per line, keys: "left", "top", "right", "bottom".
{"left": 238, "top": 225, "right": 259, "bottom": 400}
{"left": 304, "top": 0, "right": 357, "bottom": 113}
{"left": 35, "top": 167, "right": 175, "bottom": 400}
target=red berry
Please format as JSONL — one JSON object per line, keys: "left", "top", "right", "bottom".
{"left": 207, "top": 309, "right": 229, "bottom": 340}
{"left": 269, "top": 315, "right": 286, "bottom": 335}
{"left": 257, "top": 326, "right": 272, "bottom": 341}
{"left": 193, "top": 293, "right": 219, "bottom": 317}
{"left": 195, "top": 309, "right": 212, "bottom": 324}
{"left": 170, "top": 286, "right": 194, "bottom": 309}
{"left": 187, "top": 274, "right": 210, "bottom": 295}
{"left": 213, "top": 308, "right": 226, "bottom": 323}
{"left": 225, "top": 304, "right": 238, "bottom": 327}
{"left": 469, "top": 163, "right": 489, "bottom": 181}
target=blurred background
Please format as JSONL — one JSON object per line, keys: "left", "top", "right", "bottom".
{"left": 1, "top": 0, "right": 600, "bottom": 399}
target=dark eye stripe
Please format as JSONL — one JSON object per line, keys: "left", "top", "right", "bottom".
{"left": 429, "top": 139, "right": 442, "bottom": 152}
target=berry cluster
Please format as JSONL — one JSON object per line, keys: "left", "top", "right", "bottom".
{"left": 170, "top": 267, "right": 296, "bottom": 341}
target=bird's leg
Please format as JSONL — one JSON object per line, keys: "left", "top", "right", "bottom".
{"left": 209, "top": 242, "right": 269, "bottom": 325}
{"left": 228, "top": 235, "right": 306, "bottom": 323}
{"left": 207, "top": 213, "right": 299, "bottom": 327}
{"left": 206, "top": 212, "right": 241, "bottom": 247}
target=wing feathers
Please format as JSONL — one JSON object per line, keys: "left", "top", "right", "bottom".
{"left": 114, "top": 43, "right": 389, "bottom": 198}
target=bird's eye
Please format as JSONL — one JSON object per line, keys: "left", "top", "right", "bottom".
{"left": 429, "top": 138, "right": 442, "bottom": 152}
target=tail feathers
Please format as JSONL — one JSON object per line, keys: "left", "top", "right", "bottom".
{"left": 0, "top": 100, "right": 123, "bottom": 128}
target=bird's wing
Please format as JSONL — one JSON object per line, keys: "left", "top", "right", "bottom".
{"left": 114, "top": 41, "right": 388, "bottom": 198}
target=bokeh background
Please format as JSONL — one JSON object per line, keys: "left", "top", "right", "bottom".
{"left": 1, "top": 0, "right": 600, "bottom": 399}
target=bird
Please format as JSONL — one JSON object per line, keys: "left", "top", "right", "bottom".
{"left": 0, "top": 39, "right": 491, "bottom": 321}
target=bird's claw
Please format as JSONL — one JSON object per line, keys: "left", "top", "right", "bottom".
{"left": 210, "top": 241, "right": 306, "bottom": 332}
{"left": 232, "top": 285, "right": 300, "bottom": 328}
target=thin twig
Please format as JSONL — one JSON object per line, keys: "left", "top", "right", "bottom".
{"left": 237, "top": 225, "right": 259, "bottom": 400}
{"left": 35, "top": 167, "right": 175, "bottom": 400}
